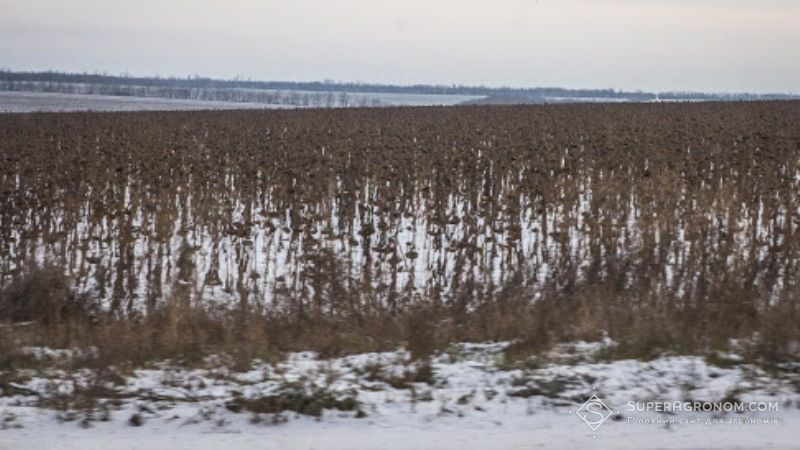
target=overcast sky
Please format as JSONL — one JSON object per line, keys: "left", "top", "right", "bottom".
{"left": 1, "top": 0, "right": 798, "bottom": 93}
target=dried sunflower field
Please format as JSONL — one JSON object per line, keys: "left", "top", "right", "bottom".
{"left": 1, "top": 102, "right": 799, "bottom": 362}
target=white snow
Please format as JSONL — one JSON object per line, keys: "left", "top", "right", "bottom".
{"left": 0, "top": 91, "right": 292, "bottom": 113}
{"left": 0, "top": 90, "right": 483, "bottom": 113}
{"left": 1, "top": 342, "right": 798, "bottom": 449}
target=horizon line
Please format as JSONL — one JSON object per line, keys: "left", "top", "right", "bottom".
{"left": 2, "top": 67, "right": 799, "bottom": 98}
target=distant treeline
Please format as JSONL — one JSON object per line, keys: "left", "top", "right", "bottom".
{"left": 0, "top": 75, "right": 380, "bottom": 108}
{"left": 1, "top": 69, "right": 797, "bottom": 103}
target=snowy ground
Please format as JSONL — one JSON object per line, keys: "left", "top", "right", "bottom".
{"left": 0, "top": 90, "right": 483, "bottom": 113}
{"left": 0, "top": 91, "right": 294, "bottom": 113}
{"left": 1, "top": 342, "right": 797, "bottom": 449}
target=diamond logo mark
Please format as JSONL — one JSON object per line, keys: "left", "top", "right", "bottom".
{"left": 575, "top": 394, "right": 614, "bottom": 431}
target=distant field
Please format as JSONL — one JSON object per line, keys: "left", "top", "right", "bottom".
{"left": 0, "top": 89, "right": 483, "bottom": 113}
{"left": 0, "top": 91, "right": 286, "bottom": 113}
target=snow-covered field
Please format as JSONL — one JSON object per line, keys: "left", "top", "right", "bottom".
{"left": 0, "top": 91, "right": 295, "bottom": 113}
{"left": 1, "top": 342, "right": 797, "bottom": 449}
{"left": 0, "top": 90, "right": 482, "bottom": 113}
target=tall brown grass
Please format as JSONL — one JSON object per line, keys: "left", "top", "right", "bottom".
{"left": 2, "top": 261, "right": 797, "bottom": 369}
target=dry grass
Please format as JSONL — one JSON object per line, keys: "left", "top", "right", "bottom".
{"left": 2, "top": 263, "right": 798, "bottom": 370}
{"left": 1, "top": 272, "right": 270, "bottom": 370}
